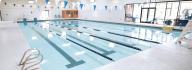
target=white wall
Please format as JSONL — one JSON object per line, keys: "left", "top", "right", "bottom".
{"left": 0, "top": 4, "right": 61, "bottom": 21}
{"left": 1, "top": 5, "right": 36, "bottom": 21}
{"left": 0, "top": 0, "right": 179, "bottom": 21}
{"left": 0, "top": 0, "right": 61, "bottom": 21}
{"left": 78, "top": 0, "right": 179, "bottom": 22}
{"left": 78, "top": 0, "right": 126, "bottom": 22}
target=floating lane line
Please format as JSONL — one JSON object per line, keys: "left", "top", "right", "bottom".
{"left": 32, "top": 28, "right": 85, "bottom": 68}
{"left": 82, "top": 26, "right": 160, "bottom": 44}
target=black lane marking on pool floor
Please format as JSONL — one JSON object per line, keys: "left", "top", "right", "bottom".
{"left": 32, "top": 28, "right": 85, "bottom": 68}
{"left": 107, "top": 32, "right": 160, "bottom": 44}
{"left": 90, "top": 34, "right": 142, "bottom": 51}
{"left": 75, "top": 30, "right": 142, "bottom": 51}
{"left": 82, "top": 26, "right": 160, "bottom": 44}
{"left": 53, "top": 25, "right": 141, "bottom": 51}
{"left": 53, "top": 32, "right": 114, "bottom": 61}
{"left": 66, "top": 35, "right": 114, "bottom": 61}
{"left": 50, "top": 28, "right": 115, "bottom": 56}
{"left": 54, "top": 32, "right": 115, "bottom": 62}
{"left": 67, "top": 34, "right": 116, "bottom": 56}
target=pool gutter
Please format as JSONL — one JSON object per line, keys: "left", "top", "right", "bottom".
{"left": 17, "top": 18, "right": 184, "bottom": 31}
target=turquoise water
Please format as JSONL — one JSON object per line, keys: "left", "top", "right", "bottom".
{"left": 19, "top": 20, "right": 181, "bottom": 70}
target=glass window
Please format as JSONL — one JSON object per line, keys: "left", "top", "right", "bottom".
{"left": 124, "top": 4, "right": 134, "bottom": 22}
{"left": 165, "top": 2, "right": 179, "bottom": 20}
{"left": 155, "top": 3, "right": 166, "bottom": 20}
{"left": 133, "top": 4, "right": 142, "bottom": 22}
{"left": 148, "top": 9, "right": 155, "bottom": 21}
{"left": 167, "top": 2, "right": 173, "bottom": 9}
{"left": 141, "top": 9, "right": 148, "bottom": 22}
{"left": 180, "top": 1, "right": 192, "bottom": 20}
{"left": 149, "top": 3, "right": 156, "bottom": 7}
{"left": 142, "top": 3, "right": 150, "bottom": 8}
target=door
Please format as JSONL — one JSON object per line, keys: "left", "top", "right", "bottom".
{"left": 124, "top": 4, "right": 134, "bottom": 22}
{"left": 140, "top": 8, "right": 156, "bottom": 23}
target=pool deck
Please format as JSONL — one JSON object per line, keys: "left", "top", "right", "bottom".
{"left": 95, "top": 43, "right": 192, "bottom": 70}
{"left": 0, "top": 21, "right": 191, "bottom": 70}
{"left": 0, "top": 21, "right": 30, "bottom": 70}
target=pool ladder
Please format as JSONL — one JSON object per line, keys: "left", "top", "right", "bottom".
{"left": 19, "top": 48, "right": 43, "bottom": 70}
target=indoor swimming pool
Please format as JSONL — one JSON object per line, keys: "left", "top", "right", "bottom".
{"left": 19, "top": 20, "right": 181, "bottom": 70}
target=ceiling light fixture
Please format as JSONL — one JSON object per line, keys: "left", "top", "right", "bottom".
{"left": 48, "top": 1, "right": 51, "bottom": 4}
{"left": 28, "top": 0, "right": 35, "bottom": 4}
{"left": 113, "top": 0, "right": 118, "bottom": 4}
{"left": 90, "top": 0, "right": 95, "bottom": 3}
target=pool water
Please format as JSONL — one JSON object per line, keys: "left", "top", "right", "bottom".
{"left": 19, "top": 20, "right": 181, "bottom": 70}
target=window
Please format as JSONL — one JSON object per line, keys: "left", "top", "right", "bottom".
{"left": 165, "top": 2, "right": 179, "bottom": 20}
{"left": 133, "top": 4, "right": 142, "bottom": 22}
{"left": 155, "top": 3, "right": 166, "bottom": 21}
{"left": 124, "top": 4, "right": 134, "bottom": 22}
{"left": 140, "top": 3, "right": 156, "bottom": 23}
{"left": 180, "top": 1, "right": 192, "bottom": 20}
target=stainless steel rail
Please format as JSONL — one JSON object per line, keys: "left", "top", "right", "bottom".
{"left": 19, "top": 48, "right": 43, "bottom": 70}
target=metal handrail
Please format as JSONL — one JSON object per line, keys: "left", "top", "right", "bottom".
{"left": 19, "top": 48, "right": 40, "bottom": 65}
{"left": 22, "top": 55, "right": 43, "bottom": 70}
{"left": 19, "top": 48, "right": 43, "bottom": 70}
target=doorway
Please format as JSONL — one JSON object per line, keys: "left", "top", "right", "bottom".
{"left": 140, "top": 8, "right": 156, "bottom": 23}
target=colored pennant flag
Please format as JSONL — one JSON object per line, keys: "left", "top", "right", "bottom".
{"left": 64, "top": 1, "right": 68, "bottom": 8}
{"left": 37, "top": 5, "right": 41, "bottom": 11}
{"left": 115, "top": 6, "right": 118, "bottom": 10}
{"left": 80, "top": 4, "right": 84, "bottom": 10}
{"left": 105, "top": 5, "right": 107, "bottom": 10}
{"left": 93, "top": 5, "right": 96, "bottom": 11}
{"left": 45, "top": 0, "right": 49, "bottom": 4}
